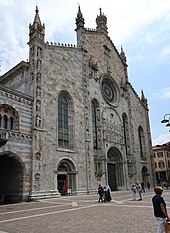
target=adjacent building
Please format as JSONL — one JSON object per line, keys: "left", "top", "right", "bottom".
{"left": 0, "top": 6, "right": 154, "bottom": 203}
{"left": 153, "top": 141, "right": 170, "bottom": 183}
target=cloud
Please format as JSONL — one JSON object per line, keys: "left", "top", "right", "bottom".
{"left": 152, "top": 87, "right": 170, "bottom": 100}
{"left": 152, "top": 132, "right": 170, "bottom": 146}
{"left": 159, "top": 46, "right": 170, "bottom": 61}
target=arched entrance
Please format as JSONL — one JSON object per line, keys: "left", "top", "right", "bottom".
{"left": 107, "top": 147, "right": 124, "bottom": 191}
{"left": 57, "top": 159, "right": 76, "bottom": 195}
{"left": 0, "top": 152, "right": 25, "bottom": 204}
{"left": 142, "top": 166, "right": 149, "bottom": 184}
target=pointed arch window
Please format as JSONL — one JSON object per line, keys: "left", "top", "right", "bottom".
{"left": 92, "top": 100, "right": 99, "bottom": 149}
{"left": 122, "top": 113, "right": 129, "bottom": 155}
{"left": 9, "top": 117, "right": 14, "bottom": 130}
{"left": 138, "top": 126, "right": 146, "bottom": 159}
{"left": 2, "top": 115, "right": 8, "bottom": 129}
{"left": 58, "top": 91, "right": 74, "bottom": 150}
{"left": 58, "top": 95, "right": 69, "bottom": 147}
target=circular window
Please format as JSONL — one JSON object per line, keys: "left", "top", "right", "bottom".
{"left": 101, "top": 76, "right": 119, "bottom": 105}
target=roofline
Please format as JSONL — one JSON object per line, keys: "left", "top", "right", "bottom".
{"left": 0, "top": 61, "right": 29, "bottom": 84}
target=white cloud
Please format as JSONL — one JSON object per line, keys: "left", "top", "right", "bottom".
{"left": 152, "top": 87, "right": 170, "bottom": 100}
{"left": 152, "top": 132, "right": 170, "bottom": 146}
{"left": 159, "top": 46, "right": 170, "bottom": 61}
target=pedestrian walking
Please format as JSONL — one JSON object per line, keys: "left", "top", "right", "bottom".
{"left": 141, "top": 181, "right": 145, "bottom": 193}
{"left": 152, "top": 186, "right": 170, "bottom": 233}
{"left": 97, "top": 184, "right": 104, "bottom": 203}
{"left": 135, "top": 182, "right": 142, "bottom": 200}
{"left": 131, "top": 184, "right": 137, "bottom": 201}
{"left": 104, "top": 185, "right": 111, "bottom": 202}
{"left": 147, "top": 182, "right": 150, "bottom": 190}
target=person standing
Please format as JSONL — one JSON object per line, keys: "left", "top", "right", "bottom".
{"left": 97, "top": 184, "right": 104, "bottom": 203}
{"left": 152, "top": 186, "right": 170, "bottom": 233}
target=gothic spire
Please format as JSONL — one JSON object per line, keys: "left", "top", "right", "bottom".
{"left": 96, "top": 8, "right": 108, "bottom": 34}
{"left": 33, "top": 5, "right": 42, "bottom": 26}
{"left": 28, "top": 6, "right": 45, "bottom": 44}
{"left": 141, "top": 89, "right": 148, "bottom": 109}
{"left": 75, "top": 5, "right": 85, "bottom": 29}
{"left": 120, "top": 46, "right": 127, "bottom": 65}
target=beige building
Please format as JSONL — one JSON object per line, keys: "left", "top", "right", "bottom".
{"left": 153, "top": 141, "right": 170, "bottom": 183}
{"left": 0, "top": 6, "right": 154, "bottom": 203}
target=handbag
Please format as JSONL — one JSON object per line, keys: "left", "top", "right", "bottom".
{"left": 165, "top": 220, "right": 170, "bottom": 233}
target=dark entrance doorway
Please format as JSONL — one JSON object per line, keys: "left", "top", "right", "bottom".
{"left": 57, "top": 174, "right": 67, "bottom": 195}
{"left": 107, "top": 146, "right": 124, "bottom": 191}
{"left": 0, "top": 153, "right": 24, "bottom": 204}
{"left": 108, "top": 163, "right": 117, "bottom": 191}
{"left": 57, "top": 159, "right": 76, "bottom": 195}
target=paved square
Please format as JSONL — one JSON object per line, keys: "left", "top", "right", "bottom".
{"left": 0, "top": 189, "right": 170, "bottom": 233}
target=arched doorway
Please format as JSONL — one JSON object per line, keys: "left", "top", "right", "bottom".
{"left": 57, "top": 159, "right": 76, "bottom": 195}
{"left": 107, "top": 147, "right": 124, "bottom": 191}
{"left": 142, "top": 166, "right": 149, "bottom": 185}
{"left": 0, "top": 152, "right": 25, "bottom": 204}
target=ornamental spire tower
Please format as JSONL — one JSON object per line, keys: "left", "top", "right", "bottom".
{"left": 96, "top": 8, "right": 108, "bottom": 35}
{"left": 28, "top": 5, "right": 45, "bottom": 43}
{"left": 75, "top": 5, "right": 85, "bottom": 46}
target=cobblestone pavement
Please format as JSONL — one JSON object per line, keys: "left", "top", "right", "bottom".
{"left": 0, "top": 189, "right": 170, "bottom": 233}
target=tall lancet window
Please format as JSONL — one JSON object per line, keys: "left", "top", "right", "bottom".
{"left": 138, "top": 126, "right": 146, "bottom": 159}
{"left": 58, "top": 95, "right": 69, "bottom": 148}
{"left": 92, "top": 100, "right": 98, "bottom": 149}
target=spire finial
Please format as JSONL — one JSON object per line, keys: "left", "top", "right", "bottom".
{"left": 36, "top": 3, "right": 39, "bottom": 13}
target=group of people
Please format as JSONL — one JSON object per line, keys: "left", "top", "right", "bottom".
{"left": 97, "top": 184, "right": 112, "bottom": 203}
{"left": 131, "top": 181, "right": 151, "bottom": 201}
{"left": 131, "top": 182, "right": 143, "bottom": 201}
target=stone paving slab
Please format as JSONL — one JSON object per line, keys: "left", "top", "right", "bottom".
{"left": 0, "top": 189, "right": 169, "bottom": 233}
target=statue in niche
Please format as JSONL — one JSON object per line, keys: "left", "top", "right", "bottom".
{"left": 36, "top": 99, "right": 41, "bottom": 111}
{"left": 35, "top": 114, "right": 41, "bottom": 127}
{"left": 34, "top": 181, "right": 40, "bottom": 191}
{"left": 37, "top": 59, "right": 42, "bottom": 70}
{"left": 37, "top": 47, "right": 42, "bottom": 57}
{"left": 36, "top": 86, "right": 41, "bottom": 97}
{"left": 30, "top": 72, "right": 34, "bottom": 81}
{"left": 30, "top": 47, "right": 34, "bottom": 56}
{"left": 36, "top": 72, "right": 41, "bottom": 84}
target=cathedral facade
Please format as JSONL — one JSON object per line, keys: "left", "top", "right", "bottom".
{"left": 0, "top": 6, "right": 154, "bottom": 203}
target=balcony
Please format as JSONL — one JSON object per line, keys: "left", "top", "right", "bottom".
{"left": 0, "top": 129, "right": 8, "bottom": 147}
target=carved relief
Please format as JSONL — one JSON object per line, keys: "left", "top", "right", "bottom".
{"left": 35, "top": 152, "right": 41, "bottom": 160}
{"left": 102, "top": 108, "right": 123, "bottom": 144}
{"left": 34, "top": 131, "right": 42, "bottom": 150}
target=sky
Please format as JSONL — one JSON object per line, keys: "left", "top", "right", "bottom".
{"left": 0, "top": 0, "right": 170, "bottom": 146}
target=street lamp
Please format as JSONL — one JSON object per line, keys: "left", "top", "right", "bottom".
{"left": 161, "top": 114, "right": 170, "bottom": 127}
